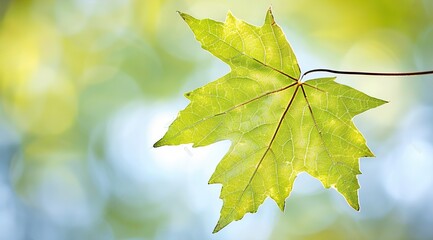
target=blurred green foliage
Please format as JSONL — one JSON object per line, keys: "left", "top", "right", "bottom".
{"left": 0, "top": 0, "right": 432, "bottom": 239}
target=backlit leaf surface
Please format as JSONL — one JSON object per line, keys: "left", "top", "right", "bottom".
{"left": 154, "top": 9, "right": 386, "bottom": 233}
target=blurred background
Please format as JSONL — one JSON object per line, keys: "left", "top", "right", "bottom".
{"left": 0, "top": 0, "right": 432, "bottom": 239}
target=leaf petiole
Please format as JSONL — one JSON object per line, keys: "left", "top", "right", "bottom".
{"left": 301, "top": 69, "right": 433, "bottom": 80}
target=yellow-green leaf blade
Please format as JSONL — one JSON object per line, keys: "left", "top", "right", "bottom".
{"left": 154, "top": 9, "right": 387, "bottom": 233}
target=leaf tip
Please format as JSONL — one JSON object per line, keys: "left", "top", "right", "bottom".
{"left": 177, "top": 11, "right": 193, "bottom": 22}
{"left": 267, "top": 6, "right": 273, "bottom": 14}
{"left": 351, "top": 200, "right": 360, "bottom": 211}
{"left": 381, "top": 99, "right": 390, "bottom": 105}
{"left": 177, "top": 11, "right": 185, "bottom": 18}
{"left": 225, "top": 10, "right": 235, "bottom": 23}
{"left": 276, "top": 200, "right": 285, "bottom": 211}
{"left": 212, "top": 211, "right": 233, "bottom": 233}
{"left": 348, "top": 195, "right": 360, "bottom": 211}
{"left": 184, "top": 91, "right": 192, "bottom": 98}
{"left": 212, "top": 222, "right": 224, "bottom": 234}
{"left": 265, "top": 6, "right": 275, "bottom": 25}
{"left": 153, "top": 139, "right": 164, "bottom": 148}
{"left": 370, "top": 97, "right": 388, "bottom": 110}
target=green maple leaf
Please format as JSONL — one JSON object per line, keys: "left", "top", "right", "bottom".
{"left": 154, "top": 8, "right": 386, "bottom": 233}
